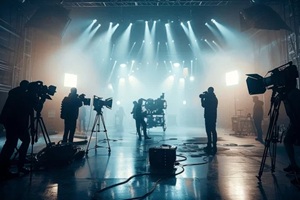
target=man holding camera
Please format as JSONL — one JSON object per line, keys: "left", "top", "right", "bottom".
{"left": 200, "top": 87, "right": 218, "bottom": 154}
{"left": 61, "top": 87, "right": 83, "bottom": 143}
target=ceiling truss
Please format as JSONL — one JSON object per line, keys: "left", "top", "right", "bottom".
{"left": 61, "top": 0, "right": 251, "bottom": 8}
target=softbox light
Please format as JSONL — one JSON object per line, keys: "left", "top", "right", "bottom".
{"left": 240, "top": 4, "right": 291, "bottom": 31}
{"left": 26, "top": 5, "right": 71, "bottom": 37}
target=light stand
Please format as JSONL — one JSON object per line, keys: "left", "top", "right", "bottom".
{"left": 85, "top": 108, "right": 111, "bottom": 155}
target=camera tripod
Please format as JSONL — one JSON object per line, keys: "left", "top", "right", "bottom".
{"left": 11, "top": 110, "right": 51, "bottom": 164}
{"left": 32, "top": 111, "right": 53, "bottom": 147}
{"left": 86, "top": 108, "right": 111, "bottom": 154}
{"left": 257, "top": 90, "right": 284, "bottom": 181}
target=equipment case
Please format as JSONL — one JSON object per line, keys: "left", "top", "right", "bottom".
{"left": 149, "top": 145, "right": 177, "bottom": 169}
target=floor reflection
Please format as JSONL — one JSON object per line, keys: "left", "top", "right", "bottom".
{"left": 0, "top": 126, "right": 300, "bottom": 199}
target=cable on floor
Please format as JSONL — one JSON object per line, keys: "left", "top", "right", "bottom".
{"left": 95, "top": 153, "right": 209, "bottom": 199}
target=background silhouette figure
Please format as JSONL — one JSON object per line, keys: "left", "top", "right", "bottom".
{"left": 115, "top": 106, "right": 125, "bottom": 131}
{"left": 252, "top": 96, "right": 264, "bottom": 142}
{"left": 78, "top": 106, "right": 87, "bottom": 133}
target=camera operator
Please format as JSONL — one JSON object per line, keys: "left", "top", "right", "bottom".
{"left": 200, "top": 87, "right": 218, "bottom": 154}
{"left": 134, "top": 98, "right": 151, "bottom": 140}
{"left": 0, "top": 80, "right": 36, "bottom": 180}
{"left": 60, "top": 87, "right": 83, "bottom": 143}
{"left": 282, "top": 79, "right": 300, "bottom": 174}
{"left": 252, "top": 96, "right": 264, "bottom": 143}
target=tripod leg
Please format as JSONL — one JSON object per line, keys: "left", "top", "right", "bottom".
{"left": 38, "top": 117, "right": 52, "bottom": 146}
{"left": 271, "top": 141, "right": 277, "bottom": 173}
{"left": 86, "top": 115, "right": 100, "bottom": 154}
{"left": 257, "top": 137, "right": 271, "bottom": 181}
{"left": 100, "top": 114, "right": 111, "bottom": 153}
{"left": 271, "top": 126, "right": 279, "bottom": 173}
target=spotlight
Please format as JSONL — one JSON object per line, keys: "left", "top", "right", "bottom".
{"left": 173, "top": 63, "right": 180, "bottom": 67}
{"left": 120, "top": 63, "right": 127, "bottom": 68}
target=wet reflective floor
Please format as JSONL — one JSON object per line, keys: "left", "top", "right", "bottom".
{"left": 0, "top": 126, "right": 300, "bottom": 200}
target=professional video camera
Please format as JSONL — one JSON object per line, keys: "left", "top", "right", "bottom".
{"left": 246, "top": 61, "right": 299, "bottom": 95}
{"left": 28, "top": 81, "right": 56, "bottom": 101}
{"left": 78, "top": 94, "right": 91, "bottom": 106}
{"left": 246, "top": 62, "right": 300, "bottom": 181}
{"left": 93, "top": 95, "right": 113, "bottom": 113}
{"left": 199, "top": 91, "right": 208, "bottom": 99}
{"left": 144, "top": 93, "right": 167, "bottom": 114}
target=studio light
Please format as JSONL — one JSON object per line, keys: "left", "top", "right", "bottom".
{"left": 64, "top": 73, "right": 77, "bottom": 87}
{"left": 226, "top": 70, "right": 239, "bottom": 86}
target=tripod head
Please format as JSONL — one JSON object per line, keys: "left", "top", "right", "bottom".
{"left": 94, "top": 107, "right": 103, "bottom": 115}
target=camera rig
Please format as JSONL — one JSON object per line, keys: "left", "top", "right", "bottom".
{"left": 246, "top": 62, "right": 299, "bottom": 181}
{"left": 28, "top": 81, "right": 56, "bottom": 113}
{"left": 144, "top": 93, "right": 167, "bottom": 132}
{"left": 86, "top": 95, "right": 113, "bottom": 154}
{"left": 27, "top": 81, "right": 57, "bottom": 146}
{"left": 79, "top": 94, "right": 91, "bottom": 106}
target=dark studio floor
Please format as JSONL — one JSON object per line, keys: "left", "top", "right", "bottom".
{"left": 0, "top": 125, "right": 300, "bottom": 200}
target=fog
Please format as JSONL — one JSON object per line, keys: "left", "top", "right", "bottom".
{"left": 28, "top": 6, "right": 290, "bottom": 132}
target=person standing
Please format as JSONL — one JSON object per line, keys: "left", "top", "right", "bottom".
{"left": 134, "top": 99, "right": 151, "bottom": 140}
{"left": 78, "top": 106, "right": 87, "bottom": 133}
{"left": 282, "top": 79, "right": 300, "bottom": 174}
{"left": 115, "top": 106, "right": 125, "bottom": 131}
{"left": 61, "top": 88, "right": 83, "bottom": 143}
{"left": 200, "top": 87, "right": 218, "bottom": 154}
{"left": 252, "top": 96, "right": 264, "bottom": 143}
{"left": 0, "top": 80, "right": 36, "bottom": 179}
